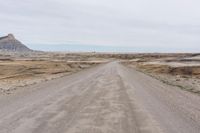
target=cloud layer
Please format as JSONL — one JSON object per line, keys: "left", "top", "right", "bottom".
{"left": 1, "top": 0, "right": 200, "bottom": 52}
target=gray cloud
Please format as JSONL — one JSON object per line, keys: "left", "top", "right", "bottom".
{"left": 0, "top": 0, "right": 200, "bottom": 52}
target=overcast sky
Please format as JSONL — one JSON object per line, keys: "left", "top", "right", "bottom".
{"left": 0, "top": 0, "right": 200, "bottom": 52}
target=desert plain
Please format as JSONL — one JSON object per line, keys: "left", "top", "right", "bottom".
{"left": 122, "top": 53, "right": 200, "bottom": 95}
{"left": 0, "top": 51, "right": 200, "bottom": 133}
{"left": 0, "top": 51, "right": 106, "bottom": 94}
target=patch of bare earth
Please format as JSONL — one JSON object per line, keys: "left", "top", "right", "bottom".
{"left": 122, "top": 55, "right": 200, "bottom": 95}
{"left": 0, "top": 59, "right": 104, "bottom": 95}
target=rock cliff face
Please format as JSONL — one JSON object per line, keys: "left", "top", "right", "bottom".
{"left": 0, "top": 34, "right": 32, "bottom": 52}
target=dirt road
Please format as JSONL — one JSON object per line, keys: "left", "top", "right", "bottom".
{"left": 0, "top": 62, "right": 200, "bottom": 133}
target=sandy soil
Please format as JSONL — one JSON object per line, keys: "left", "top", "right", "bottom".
{"left": 0, "top": 52, "right": 107, "bottom": 94}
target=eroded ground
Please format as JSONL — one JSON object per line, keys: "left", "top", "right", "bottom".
{"left": 0, "top": 53, "right": 200, "bottom": 133}
{"left": 122, "top": 54, "right": 200, "bottom": 95}
{"left": 0, "top": 52, "right": 107, "bottom": 94}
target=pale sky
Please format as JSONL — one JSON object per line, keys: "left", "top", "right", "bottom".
{"left": 0, "top": 0, "right": 200, "bottom": 52}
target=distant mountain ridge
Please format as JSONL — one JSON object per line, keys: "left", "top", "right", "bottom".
{"left": 0, "top": 34, "right": 32, "bottom": 52}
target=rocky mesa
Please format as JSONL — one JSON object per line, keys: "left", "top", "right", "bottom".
{"left": 0, "top": 34, "right": 32, "bottom": 52}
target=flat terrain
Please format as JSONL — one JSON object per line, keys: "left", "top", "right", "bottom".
{"left": 0, "top": 62, "right": 200, "bottom": 133}
{"left": 123, "top": 54, "right": 200, "bottom": 95}
{"left": 0, "top": 52, "right": 106, "bottom": 94}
